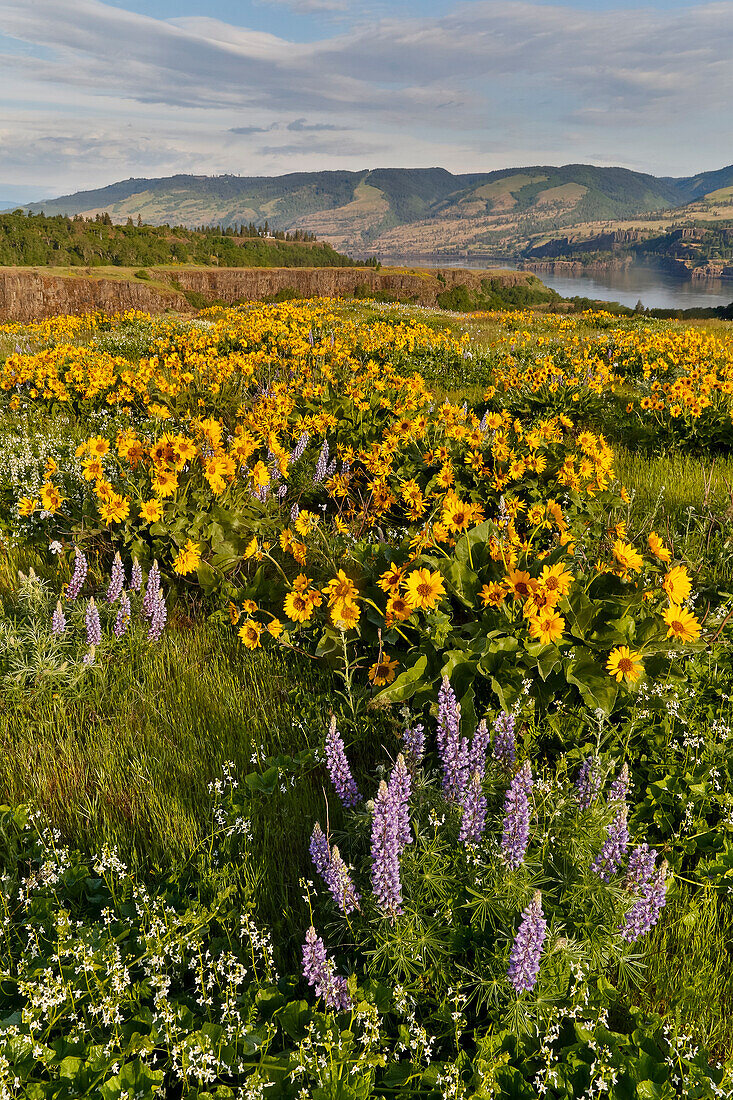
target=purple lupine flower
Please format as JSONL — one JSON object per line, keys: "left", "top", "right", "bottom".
{"left": 66, "top": 548, "right": 87, "bottom": 600}
{"left": 309, "top": 824, "right": 360, "bottom": 914}
{"left": 314, "top": 441, "right": 329, "bottom": 484}
{"left": 508, "top": 891, "right": 547, "bottom": 994}
{"left": 290, "top": 431, "right": 310, "bottom": 464}
{"left": 309, "top": 822, "right": 331, "bottom": 876}
{"left": 142, "top": 560, "right": 161, "bottom": 619}
{"left": 324, "top": 716, "right": 361, "bottom": 808}
{"left": 591, "top": 804, "right": 630, "bottom": 881}
{"left": 290, "top": 503, "right": 300, "bottom": 523}
{"left": 402, "top": 723, "right": 425, "bottom": 770}
{"left": 388, "top": 754, "right": 412, "bottom": 851}
{"left": 277, "top": 484, "right": 288, "bottom": 501}
{"left": 82, "top": 647, "right": 96, "bottom": 666}
{"left": 437, "top": 677, "right": 469, "bottom": 802}
{"left": 85, "top": 598, "right": 101, "bottom": 647}
{"left": 325, "top": 457, "right": 338, "bottom": 479}
{"left": 500, "top": 762, "right": 533, "bottom": 870}
{"left": 459, "top": 771, "right": 488, "bottom": 845}
{"left": 469, "top": 718, "right": 490, "bottom": 778}
{"left": 620, "top": 862, "right": 668, "bottom": 943}
{"left": 130, "top": 559, "right": 143, "bottom": 592}
{"left": 106, "top": 552, "right": 125, "bottom": 603}
{"left": 576, "top": 755, "right": 603, "bottom": 810}
{"left": 624, "top": 843, "right": 658, "bottom": 889}
{"left": 114, "top": 590, "right": 131, "bottom": 638}
{"left": 492, "top": 712, "right": 516, "bottom": 768}
{"left": 327, "top": 846, "right": 361, "bottom": 915}
{"left": 51, "top": 600, "right": 66, "bottom": 637}
{"left": 609, "top": 762, "right": 630, "bottom": 803}
{"left": 302, "top": 926, "right": 352, "bottom": 1012}
{"left": 148, "top": 588, "right": 167, "bottom": 641}
{"left": 370, "top": 780, "right": 402, "bottom": 916}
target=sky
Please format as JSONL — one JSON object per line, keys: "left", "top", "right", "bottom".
{"left": 0, "top": 0, "right": 731, "bottom": 203}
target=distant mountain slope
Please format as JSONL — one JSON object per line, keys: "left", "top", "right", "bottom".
{"left": 15, "top": 163, "right": 733, "bottom": 258}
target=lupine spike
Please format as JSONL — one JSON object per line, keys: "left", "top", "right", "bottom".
{"left": 402, "top": 723, "right": 425, "bottom": 769}
{"left": 437, "top": 676, "right": 469, "bottom": 802}
{"left": 114, "top": 590, "right": 131, "bottom": 638}
{"left": 387, "top": 754, "right": 412, "bottom": 851}
{"left": 576, "top": 755, "right": 603, "bottom": 809}
{"left": 66, "top": 548, "right": 87, "bottom": 600}
{"left": 106, "top": 552, "right": 125, "bottom": 603}
{"left": 148, "top": 588, "right": 167, "bottom": 641}
{"left": 508, "top": 891, "right": 547, "bottom": 994}
{"left": 468, "top": 718, "right": 490, "bottom": 778}
{"left": 492, "top": 712, "right": 516, "bottom": 768}
{"left": 142, "top": 560, "right": 161, "bottom": 619}
{"left": 609, "top": 762, "right": 630, "bottom": 802}
{"left": 51, "top": 600, "right": 66, "bottom": 637}
{"left": 459, "top": 771, "right": 488, "bottom": 845}
{"left": 591, "top": 803, "right": 630, "bottom": 881}
{"left": 324, "top": 716, "right": 361, "bottom": 808}
{"left": 85, "top": 597, "right": 101, "bottom": 647}
{"left": 301, "top": 926, "right": 352, "bottom": 1011}
{"left": 130, "top": 559, "right": 143, "bottom": 592}
{"left": 620, "top": 861, "right": 668, "bottom": 942}
{"left": 370, "top": 780, "right": 402, "bottom": 915}
{"left": 500, "top": 762, "right": 533, "bottom": 869}
{"left": 624, "top": 843, "right": 658, "bottom": 889}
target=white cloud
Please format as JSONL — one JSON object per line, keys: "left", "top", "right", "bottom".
{"left": 0, "top": 0, "right": 730, "bottom": 194}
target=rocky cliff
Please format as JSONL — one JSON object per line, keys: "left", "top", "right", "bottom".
{"left": 0, "top": 266, "right": 538, "bottom": 322}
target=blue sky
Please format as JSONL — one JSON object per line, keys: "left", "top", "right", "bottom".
{"left": 0, "top": 0, "right": 731, "bottom": 203}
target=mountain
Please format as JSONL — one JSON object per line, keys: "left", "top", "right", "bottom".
{"left": 15, "top": 162, "right": 733, "bottom": 259}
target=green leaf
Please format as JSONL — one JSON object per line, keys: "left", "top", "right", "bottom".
{"left": 376, "top": 654, "right": 428, "bottom": 702}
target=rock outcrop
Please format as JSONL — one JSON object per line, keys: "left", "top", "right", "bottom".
{"left": 0, "top": 265, "right": 538, "bottom": 322}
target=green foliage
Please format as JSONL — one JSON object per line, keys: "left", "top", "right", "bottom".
{"left": 0, "top": 210, "right": 357, "bottom": 268}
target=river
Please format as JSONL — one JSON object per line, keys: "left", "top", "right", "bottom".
{"left": 381, "top": 256, "right": 733, "bottom": 310}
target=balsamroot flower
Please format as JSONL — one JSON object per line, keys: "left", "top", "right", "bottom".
{"left": 592, "top": 803, "right": 630, "bottom": 881}
{"left": 114, "top": 590, "right": 131, "bottom": 638}
{"left": 500, "top": 762, "right": 533, "bottom": 869}
{"left": 148, "top": 589, "right": 167, "bottom": 641}
{"left": 576, "top": 755, "right": 603, "bottom": 809}
{"left": 324, "top": 716, "right": 361, "bottom": 808}
{"left": 106, "top": 552, "right": 125, "bottom": 602}
{"left": 130, "top": 559, "right": 143, "bottom": 592}
{"left": 309, "top": 823, "right": 360, "bottom": 915}
{"left": 85, "top": 598, "right": 101, "bottom": 647}
{"left": 508, "top": 891, "right": 547, "bottom": 994}
{"left": 620, "top": 861, "right": 668, "bottom": 942}
{"left": 302, "top": 926, "right": 352, "bottom": 1012}
{"left": 492, "top": 712, "right": 516, "bottom": 768}
{"left": 66, "top": 548, "right": 87, "bottom": 600}
{"left": 51, "top": 600, "right": 66, "bottom": 636}
{"left": 437, "top": 677, "right": 469, "bottom": 803}
{"left": 459, "top": 771, "right": 487, "bottom": 845}
{"left": 371, "top": 780, "right": 402, "bottom": 916}
{"left": 402, "top": 723, "right": 425, "bottom": 769}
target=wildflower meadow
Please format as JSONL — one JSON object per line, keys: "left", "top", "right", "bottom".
{"left": 1, "top": 298, "right": 733, "bottom": 1097}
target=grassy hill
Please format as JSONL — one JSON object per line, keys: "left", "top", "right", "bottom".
{"left": 13, "top": 162, "right": 733, "bottom": 260}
